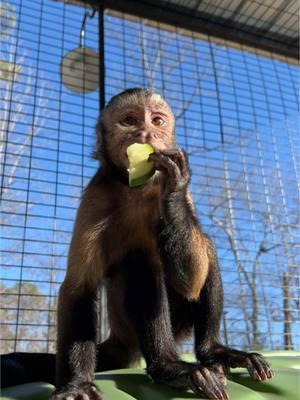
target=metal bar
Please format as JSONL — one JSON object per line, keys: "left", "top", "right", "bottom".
{"left": 261, "top": 0, "right": 292, "bottom": 34}
{"left": 98, "top": 1, "right": 105, "bottom": 110}
{"left": 52, "top": 0, "right": 298, "bottom": 59}
{"left": 101, "top": 0, "right": 299, "bottom": 59}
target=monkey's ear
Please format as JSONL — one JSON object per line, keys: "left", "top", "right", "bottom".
{"left": 92, "top": 149, "right": 100, "bottom": 160}
{"left": 92, "top": 118, "right": 106, "bottom": 161}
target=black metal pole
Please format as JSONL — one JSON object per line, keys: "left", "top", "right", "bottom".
{"left": 97, "top": 1, "right": 107, "bottom": 344}
{"left": 98, "top": 1, "right": 105, "bottom": 111}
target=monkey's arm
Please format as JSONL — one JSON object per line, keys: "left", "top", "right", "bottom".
{"left": 55, "top": 278, "right": 99, "bottom": 388}
{"left": 159, "top": 191, "right": 208, "bottom": 300}
{"left": 151, "top": 149, "right": 209, "bottom": 301}
{"left": 51, "top": 191, "right": 105, "bottom": 400}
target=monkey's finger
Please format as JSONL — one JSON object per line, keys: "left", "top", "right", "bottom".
{"left": 176, "top": 149, "right": 189, "bottom": 178}
{"left": 192, "top": 382, "right": 227, "bottom": 400}
{"left": 256, "top": 355, "right": 274, "bottom": 379}
{"left": 166, "top": 148, "right": 188, "bottom": 176}
{"left": 191, "top": 369, "right": 228, "bottom": 400}
{"left": 151, "top": 153, "right": 180, "bottom": 177}
{"left": 154, "top": 148, "right": 180, "bottom": 157}
{"left": 266, "top": 367, "right": 274, "bottom": 379}
{"left": 246, "top": 354, "right": 273, "bottom": 381}
{"left": 150, "top": 153, "right": 181, "bottom": 181}
{"left": 245, "top": 356, "right": 263, "bottom": 380}
{"left": 201, "top": 368, "right": 228, "bottom": 400}
{"left": 154, "top": 148, "right": 188, "bottom": 174}
{"left": 167, "top": 147, "right": 187, "bottom": 164}
{"left": 210, "top": 365, "right": 228, "bottom": 398}
{"left": 213, "top": 364, "right": 228, "bottom": 387}
{"left": 190, "top": 370, "right": 215, "bottom": 399}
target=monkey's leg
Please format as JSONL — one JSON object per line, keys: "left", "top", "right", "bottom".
{"left": 50, "top": 280, "right": 102, "bottom": 400}
{"left": 96, "top": 336, "right": 140, "bottom": 371}
{"left": 123, "top": 251, "right": 227, "bottom": 400}
{"left": 194, "top": 239, "right": 273, "bottom": 384}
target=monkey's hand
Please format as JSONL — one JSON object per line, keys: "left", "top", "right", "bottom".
{"left": 149, "top": 360, "right": 228, "bottom": 400}
{"left": 198, "top": 346, "right": 274, "bottom": 383}
{"left": 149, "top": 148, "right": 190, "bottom": 194}
{"left": 50, "top": 382, "right": 102, "bottom": 400}
{"left": 220, "top": 349, "right": 273, "bottom": 381}
{"left": 152, "top": 148, "right": 203, "bottom": 300}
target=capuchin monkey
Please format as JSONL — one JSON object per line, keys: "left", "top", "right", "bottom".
{"left": 51, "top": 88, "right": 273, "bottom": 400}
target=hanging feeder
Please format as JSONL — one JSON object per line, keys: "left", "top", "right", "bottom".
{"left": 60, "top": 9, "right": 99, "bottom": 94}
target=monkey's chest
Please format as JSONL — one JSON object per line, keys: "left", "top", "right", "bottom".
{"left": 104, "top": 202, "right": 161, "bottom": 267}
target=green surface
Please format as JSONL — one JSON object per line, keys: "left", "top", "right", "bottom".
{"left": 2, "top": 353, "right": 299, "bottom": 400}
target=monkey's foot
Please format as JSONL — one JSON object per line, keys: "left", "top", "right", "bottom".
{"left": 231, "top": 352, "right": 274, "bottom": 381}
{"left": 148, "top": 360, "right": 228, "bottom": 400}
{"left": 50, "top": 382, "right": 102, "bottom": 400}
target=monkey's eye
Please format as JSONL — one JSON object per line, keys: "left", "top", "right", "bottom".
{"left": 152, "top": 116, "right": 165, "bottom": 127}
{"left": 120, "top": 116, "right": 138, "bottom": 126}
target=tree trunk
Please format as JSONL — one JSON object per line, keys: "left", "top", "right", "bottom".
{"left": 283, "top": 273, "right": 293, "bottom": 350}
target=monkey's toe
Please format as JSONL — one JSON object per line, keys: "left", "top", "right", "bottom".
{"left": 50, "top": 382, "right": 102, "bottom": 400}
{"left": 148, "top": 361, "right": 228, "bottom": 400}
{"left": 245, "top": 353, "right": 274, "bottom": 381}
{"left": 191, "top": 366, "right": 229, "bottom": 400}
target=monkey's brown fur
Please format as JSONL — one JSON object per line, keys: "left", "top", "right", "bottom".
{"left": 66, "top": 173, "right": 208, "bottom": 297}
{"left": 51, "top": 88, "right": 273, "bottom": 400}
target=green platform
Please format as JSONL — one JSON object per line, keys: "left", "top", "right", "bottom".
{"left": 1, "top": 352, "right": 299, "bottom": 400}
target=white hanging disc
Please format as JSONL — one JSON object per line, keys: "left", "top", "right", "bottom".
{"left": 60, "top": 47, "right": 99, "bottom": 94}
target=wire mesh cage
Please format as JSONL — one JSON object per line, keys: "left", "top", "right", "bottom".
{"left": 0, "top": 0, "right": 299, "bottom": 354}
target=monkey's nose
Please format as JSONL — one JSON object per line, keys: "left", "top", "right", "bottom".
{"left": 133, "top": 130, "right": 148, "bottom": 143}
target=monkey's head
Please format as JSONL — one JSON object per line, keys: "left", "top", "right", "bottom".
{"left": 95, "top": 88, "right": 175, "bottom": 174}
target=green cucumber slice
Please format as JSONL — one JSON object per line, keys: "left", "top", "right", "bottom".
{"left": 127, "top": 143, "right": 155, "bottom": 187}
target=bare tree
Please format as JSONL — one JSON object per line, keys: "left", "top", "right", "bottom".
{"left": 282, "top": 273, "right": 293, "bottom": 350}
{"left": 0, "top": 42, "right": 56, "bottom": 200}
{"left": 194, "top": 132, "right": 298, "bottom": 350}
{"left": 0, "top": 282, "right": 50, "bottom": 353}
{"left": 107, "top": 17, "right": 228, "bottom": 120}
{"left": 1, "top": 1, "right": 59, "bottom": 353}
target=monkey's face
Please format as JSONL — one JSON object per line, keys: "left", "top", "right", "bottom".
{"left": 100, "top": 92, "right": 175, "bottom": 170}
